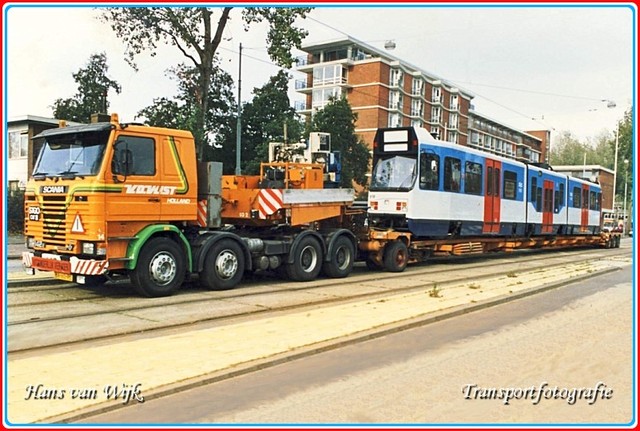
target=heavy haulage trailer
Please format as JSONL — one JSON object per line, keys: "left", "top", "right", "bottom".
{"left": 22, "top": 118, "right": 619, "bottom": 296}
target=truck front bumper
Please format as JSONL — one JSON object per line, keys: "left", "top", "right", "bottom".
{"left": 22, "top": 251, "right": 109, "bottom": 279}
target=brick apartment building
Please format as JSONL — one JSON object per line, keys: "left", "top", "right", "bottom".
{"left": 295, "top": 37, "right": 546, "bottom": 164}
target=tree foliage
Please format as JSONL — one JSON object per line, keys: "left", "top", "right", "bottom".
{"left": 51, "top": 52, "right": 121, "bottom": 123}
{"left": 137, "top": 61, "right": 236, "bottom": 161}
{"left": 549, "top": 106, "right": 633, "bottom": 205}
{"left": 310, "top": 97, "right": 371, "bottom": 188}
{"left": 100, "top": 6, "right": 312, "bottom": 159}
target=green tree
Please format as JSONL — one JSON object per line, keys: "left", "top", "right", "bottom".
{"left": 51, "top": 52, "right": 121, "bottom": 123}
{"left": 310, "top": 97, "right": 371, "bottom": 188}
{"left": 100, "top": 6, "right": 312, "bottom": 159}
{"left": 137, "top": 61, "right": 236, "bottom": 165}
{"left": 549, "top": 131, "right": 591, "bottom": 166}
{"left": 611, "top": 107, "right": 633, "bottom": 205}
{"left": 237, "top": 70, "right": 303, "bottom": 174}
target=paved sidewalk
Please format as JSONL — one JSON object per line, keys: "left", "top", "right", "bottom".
{"left": 6, "top": 256, "right": 630, "bottom": 425}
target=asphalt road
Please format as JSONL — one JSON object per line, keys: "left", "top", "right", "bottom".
{"left": 81, "top": 263, "right": 634, "bottom": 426}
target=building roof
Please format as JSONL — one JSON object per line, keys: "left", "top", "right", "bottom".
{"left": 469, "top": 110, "right": 542, "bottom": 142}
{"left": 553, "top": 165, "right": 615, "bottom": 175}
{"left": 8, "top": 115, "right": 82, "bottom": 127}
{"left": 300, "top": 36, "right": 474, "bottom": 99}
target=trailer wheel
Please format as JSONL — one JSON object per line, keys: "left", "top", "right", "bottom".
{"left": 383, "top": 240, "right": 408, "bottom": 272}
{"left": 286, "top": 236, "right": 323, "bottom": 281}
{"left": 323, "top": 236, "right": 355, "bottom": 278}
{"left": 131, "top": 237, "right": 185, "bottom": 297}
{"left": 200, "top": 239, "right": 245, "bottom": 290}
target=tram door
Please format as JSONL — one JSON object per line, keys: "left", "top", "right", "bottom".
{"left": 581, "top": 184, "right": 590, "bottom": 232}
{"left": 483, "top": 159, "right": 501, "bottom": 233}
{"left": 542, "top": 180, "right": 554, "bottom": 233}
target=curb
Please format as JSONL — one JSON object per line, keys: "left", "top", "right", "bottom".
{"left": 44, "top": 265, "right": 622, "bottom": 424}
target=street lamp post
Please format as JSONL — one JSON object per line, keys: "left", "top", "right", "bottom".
{"left": 235, "top": 43, "right": 243, "bottom": 176}
{"left": 612, "top": 121, "right": 619, "bottom": 212}
{"left": 623, "top": 159, "right": 629, "bottom": 235}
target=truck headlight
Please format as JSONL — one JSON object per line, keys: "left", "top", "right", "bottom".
{"left": 26, "top": 237, "right": 36, "bottom": 249}
{"left": 82, "top": 242, "right": 107, "bottom": 256}
{"left": 82, "top": 242, "right": 95, "bottom": 255}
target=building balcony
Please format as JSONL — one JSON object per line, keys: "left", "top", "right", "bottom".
{"left": 296, "top": 55, "right": 354, "bottom": 73}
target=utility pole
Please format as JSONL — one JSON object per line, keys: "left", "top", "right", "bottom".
{"left": 235, "top": 43, "right": 243, "bottom": 176}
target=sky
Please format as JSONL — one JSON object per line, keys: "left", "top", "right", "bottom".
{"left": 3, "top": 3, "right": 636, "bottom": 144}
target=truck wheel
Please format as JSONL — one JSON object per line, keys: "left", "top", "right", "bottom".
{"left": 286, "top": 236, "right": 323, "bottom": 281}
{"left": 383, "top": 240, "right": 408, "bottom": 272}
{"left": 131, "top": 237, "right": 185, "bottom": 297}
{"left": 322, "top": 236, "right": 354, "bottom": 278}
{"left": 200, "top": 239, "right": 245, "bottom": 290}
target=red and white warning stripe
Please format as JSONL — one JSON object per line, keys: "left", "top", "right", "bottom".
{"left": 258, "top": 189, "right": 283, "bottom": 219}
{"left": 70, "top": 257, "right": 109, "bottom": 275}
{"left": 197, "top": 199, "right": 208, "bottom": 227}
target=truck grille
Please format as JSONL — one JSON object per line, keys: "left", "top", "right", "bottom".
{"left": 41, "top": 195, "right": 67, "bottom": 245}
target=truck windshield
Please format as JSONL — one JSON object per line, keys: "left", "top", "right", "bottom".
{"left": 32, "top": 131, "right": 109, "bottom": 178}
{"left": 370, "top": 155, "right": 417, "bottom": 191}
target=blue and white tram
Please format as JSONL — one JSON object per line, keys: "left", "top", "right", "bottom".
{"left": 367, "top": 127, "right": 602, "bottom": 239}
{"left": 566, "top": 177, "right": 602, "bottom": 235}
{"left": 525, "top": 165, "right": 568, "bottom": 235}
{"left": 368, "top": 127, "right": 528, "bottom": 238}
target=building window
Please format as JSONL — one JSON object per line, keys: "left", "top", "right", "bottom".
{"left": 389, "top": 91, "right": 403, "bottom": 110}
{"left": 9, "top": 131, "right": 28, "bottom": 159}
{"left": 388, "top": 113, "right": 402, "bottom": 128}
{"left": 312, "top": 65, "right": 346, "bottom": 86}
{"left": 450, "top": 94, "right": 459, "bottom": 110}
{"left": 390, "top": 68, "right": 403, "bottom": 87}
{"left": 430, "top": 127, "right": 440, "bottom": 139}
{"left": 412, "top": 78, "right": 424, "bottom": 96}
{"left": 411, "top": 119, "right": 423, "bottom": 129}
{"left": 448, "top": 131, "right": 458, "bottom": 144}
{"left": 432, "top": 86, "right": 441, "bottom": 103}
{"left": 411, "top": 99, "right": 423, "bottom": 117}
{"left": 431, "top": 107, "right": 441, "bottom": 124}
{"left": 312, "top": 87, "right": 342, "bottom": 108}
{"left": 449, "top": 113, "right": 458, "bottom": 128}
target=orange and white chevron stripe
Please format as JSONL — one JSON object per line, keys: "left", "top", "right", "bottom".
{"left": 258, "top": 189, "right": 283, "bottom": 219}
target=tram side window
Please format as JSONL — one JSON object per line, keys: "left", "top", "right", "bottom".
{"left": 589, "top": 191, "right": 598, "bottom": 210}
{"left": 443, "top": 157, "right": 461, "bottom": 192}
{"left": 530, "top": 176, "right": 540, "bottom": 211}
{"left": 464, "top": 161, "right": 482, "bottom": 195}
{"left": 503, "top": 170, "right": 517, "bottom": 200}
{"left": 572, "top": 186, "right": 581, "bottom": 208}
{"left": 419, "top": 153, "right": 439, "bottom": 190}
{"left": 554, "top": 183, "right": 565, "bottom": 212}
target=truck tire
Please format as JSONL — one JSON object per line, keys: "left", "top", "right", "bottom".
{"left": 200, "top": 239, "right": 245, "bottom": 290}
{"left": 286, "top": 236, "right": 323, "bottom": 281}
{"left": 130, "top": 237, "right": 185, "bottom": 297}
{"left": 322, "top": 235, "right": 354, "bottom": 278}
{"left": 383, "top": 240, "right": 408, "bottom": 272}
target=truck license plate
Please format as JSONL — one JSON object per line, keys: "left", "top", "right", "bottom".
{"left": 54, "top": 272, "right": 74, "bottom": 282}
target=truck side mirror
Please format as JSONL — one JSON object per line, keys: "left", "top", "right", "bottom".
{"left": 112, "top": 142, "right": 132, "bottom": 182}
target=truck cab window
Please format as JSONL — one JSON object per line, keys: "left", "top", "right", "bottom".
{"left": 113, "top": 136, "right": 156, "bottom": 176}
